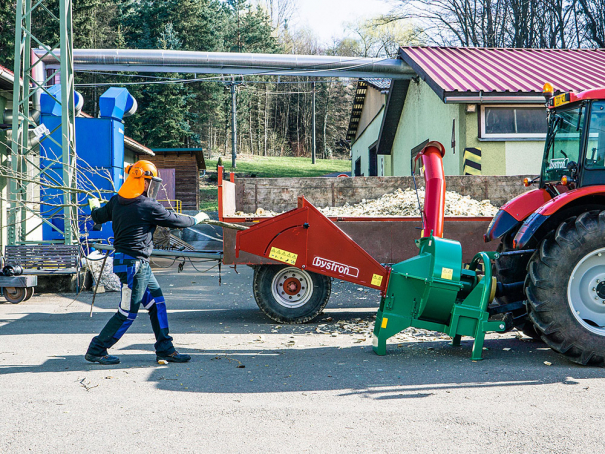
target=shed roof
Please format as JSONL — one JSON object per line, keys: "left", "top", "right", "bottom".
{"left": 399, "top": 46, "right": 605, "bottom": 101}
{"left": 346, "top": 78, "right": 391, "bottom": 141}
{"left": 151, "top": 148, "right": 206, "bottom": 169}
{"left": 0, "top": 65, "right": 15, "bottom": 90}
{"left": 363, "top": 78, "right": 391, "bottom": 91}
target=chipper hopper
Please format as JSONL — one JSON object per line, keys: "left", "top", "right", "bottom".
{"left": 236, "top": 141, "right": 507, "bottom": 360}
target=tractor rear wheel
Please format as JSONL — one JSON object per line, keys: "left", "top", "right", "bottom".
{"left": 253, "top": 265, "right": 331, "bottom": 324}
{"left": 527, "top": 211, "right": 605, "bottom": 366}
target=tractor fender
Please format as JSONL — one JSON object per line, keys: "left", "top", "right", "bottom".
{"left": 484, "top": 188, "right": 551, "bottom": 242}
{"left": 513, "top": 186, "right": 605, "bottom": 249}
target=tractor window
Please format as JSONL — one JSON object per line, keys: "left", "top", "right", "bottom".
{"left": 541, "top": 106, "right": 583, "bottom": 183}
{"left": 585, "top": 102, "right": 605, "bottom": 169}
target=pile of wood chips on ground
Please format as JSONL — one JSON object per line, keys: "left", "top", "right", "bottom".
{"left": 314, "top": 315, "right": 452, "bottom": 344}
{"left": 235, "top": 188, "right": 499, "bottom": 218}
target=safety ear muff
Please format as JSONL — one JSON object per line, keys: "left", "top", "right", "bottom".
{"left": 131, "top": 167, "right": 144, "bottom": 178}
{"left": 125, "top": 165, "right": 132, "bottom": 174}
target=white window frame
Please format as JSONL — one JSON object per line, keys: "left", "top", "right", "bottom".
{"left": 480, "top": 104, "right": 547, "bottom": 140}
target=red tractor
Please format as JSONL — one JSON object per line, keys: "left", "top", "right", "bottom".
{"left": 486, "top": 83, "right": 605, "bottom": 365}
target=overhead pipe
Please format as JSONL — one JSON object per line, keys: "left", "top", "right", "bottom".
{"left": 34, "top": 49, "right": 416, "bottom": 79}
{"left": 415, "top": 141, "right": 446, "bottom": 239}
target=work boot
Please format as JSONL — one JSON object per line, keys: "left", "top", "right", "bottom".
{"left": 156, "top": 351, "right": 191, "bottom": 363}
{"left": 85, "top": 353, "right": 120, "bottom": 365}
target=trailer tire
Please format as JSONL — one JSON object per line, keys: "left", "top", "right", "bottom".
{"left": 527, "top": 211, "right": 605, "bottom": 366}
{"left": 3, "top": 287, "right": 26, "bottom": 304}
{"left": 253, "top": 265, "right": 331, "bottom": 324}
{"left": 24, "top": 287, "right": 34, "bottom": 301}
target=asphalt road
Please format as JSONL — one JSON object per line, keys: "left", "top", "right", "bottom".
{"left": 1, "top": 261, "right": 605, "bottom": 453}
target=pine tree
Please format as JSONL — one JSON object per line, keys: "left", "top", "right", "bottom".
{"left": 0, "top": 2, "right": 16, "bottom": 70}
{"left": 125, "top": 23, "right": 197, "bottom": 148}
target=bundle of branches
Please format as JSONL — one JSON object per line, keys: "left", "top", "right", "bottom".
{"left": 153, "top": 226, "right": 195, "bottom": 251}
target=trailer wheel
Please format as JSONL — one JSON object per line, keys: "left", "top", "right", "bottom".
{"left": 3, "top": 287, "right": 26, "bottom": 304}
{"left": 24, "top": 287, "right": 34, "bottom": 301}
{"left": 492, "top": 234, "right": 539, "bottom": 338}
{"left": 527, "top": 211, "right": 605, "bottom": 365}
{"left": 253, "top": 265, "right": 331, "bottom": 324}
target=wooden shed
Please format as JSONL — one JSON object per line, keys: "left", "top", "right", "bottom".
{"left": 143, "top": 148, "right": 206, "bottom": 211}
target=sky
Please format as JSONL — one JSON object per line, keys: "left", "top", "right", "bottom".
{"left": 293, "top": 0, "right": 395, "bottom": 45}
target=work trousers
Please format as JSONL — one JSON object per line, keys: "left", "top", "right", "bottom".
{"left": 86, "top": 254, "right": 175, "bottom": 357}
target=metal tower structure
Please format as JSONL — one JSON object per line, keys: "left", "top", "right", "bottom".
{"left": 10, "top": 0, "right": 77, "bottom": 245}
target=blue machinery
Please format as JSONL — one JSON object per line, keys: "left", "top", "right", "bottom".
{"left": 39, "top": 86, "right": 137, "bottom": 242}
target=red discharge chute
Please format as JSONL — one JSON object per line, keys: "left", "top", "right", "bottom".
{"left": 415, "top": 141, "right": 446, "bottom": 238}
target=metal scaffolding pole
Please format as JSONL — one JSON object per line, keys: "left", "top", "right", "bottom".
{"left": 312, "top": 81, "right": 316, "bottom": 165}
{"left": 231, "top": 83, "right": 237, "bottom": 169}
{"left": 10, "top": 0, "right": 76, "bottom": 246}
{"left": 9, "top": 0, "right": 31, "bottom": 245}
{"left": 59, "top": 0, "right": 77, "bottom": 245}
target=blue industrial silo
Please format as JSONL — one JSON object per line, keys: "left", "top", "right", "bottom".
{"left": 39, "top": 85, "right": 137, "bottom": 242}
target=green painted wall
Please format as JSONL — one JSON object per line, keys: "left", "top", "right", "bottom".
{"left": 350, "top": 107, "right": 384, "bottom": 176}
{"left": 388, "top": 79, "right": 546, "bottom": 176}
{"left": 391, "top": 79, "right": 461, "bottom": 176}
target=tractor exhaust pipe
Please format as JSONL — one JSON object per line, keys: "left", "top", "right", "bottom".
{"left": 416, "top": 141, "right": 446, "bottom": 238}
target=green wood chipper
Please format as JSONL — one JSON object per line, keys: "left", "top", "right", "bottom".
{"left": 235, "top": 141, "right": 509, "bottom": 360}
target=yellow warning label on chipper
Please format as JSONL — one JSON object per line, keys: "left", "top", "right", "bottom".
{"left": 269, "top": 247, "right": 298, "bottom": 265}
{"left": 381, "top": 317, "right": 388, "bottom": 329}
{"left": 441, "top": 267, "right": 453, "bottom": 280}
{"left": 371, "top": 274, "right": 383, "bottom": 286}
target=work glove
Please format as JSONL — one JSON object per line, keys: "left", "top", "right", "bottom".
{"left": 191, "top": 211, "right": 210, "bottom": 224}
{"left": 88, "top": 197, "right": 101, "bottom": 211}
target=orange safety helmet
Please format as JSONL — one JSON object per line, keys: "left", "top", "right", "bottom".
{"left": 118, "top": 160, "right": 158, "bottom": 199}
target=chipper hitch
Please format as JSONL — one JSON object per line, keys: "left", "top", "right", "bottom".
{"left": 236, "top": 141, "right": 507, "bottom": 360}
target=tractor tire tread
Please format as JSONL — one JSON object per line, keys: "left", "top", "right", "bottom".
{"left": 527, "top": 211, "right": 605, "bottom": 366}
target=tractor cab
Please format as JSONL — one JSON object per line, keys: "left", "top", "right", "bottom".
{"left": 539, "top": 84, "right": 605, "bottom": 192}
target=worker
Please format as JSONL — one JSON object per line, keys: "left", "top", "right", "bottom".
{"left": 84, "top": 160, "right": 208, "bottom": 365}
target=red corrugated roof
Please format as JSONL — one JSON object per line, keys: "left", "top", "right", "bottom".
{"left": 399, "top": 47, "right": 605, "bottom": 99}
{"left": 0, "top": 65, "right": 15, "bottom": 77}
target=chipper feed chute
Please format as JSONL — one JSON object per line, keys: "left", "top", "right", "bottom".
{"left": 236, "top": 141, "right": 507, "bottom": 360}
{"left": 236, "top": 196, "right": 389, "bottom": 292}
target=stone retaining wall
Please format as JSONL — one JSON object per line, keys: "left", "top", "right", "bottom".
{"left": 234, "top": 175, "right": 538, "bottom": 214}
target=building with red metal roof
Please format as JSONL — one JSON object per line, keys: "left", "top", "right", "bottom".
{"left": 351, "top": 46, "right": 605, "bottom": 178}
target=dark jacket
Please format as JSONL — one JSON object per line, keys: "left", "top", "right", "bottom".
{"left": 92, "top": 195, "right": 195, "bottom": 260}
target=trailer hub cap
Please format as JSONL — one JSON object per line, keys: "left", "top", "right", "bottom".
{"left": 271, "top": 267, "right": 313, "bottom": 309}
{"left": 568, "top": 248, "right": 605, "bottom": 335}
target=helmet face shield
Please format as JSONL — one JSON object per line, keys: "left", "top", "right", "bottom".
{"left": 147, "top": 176, "right": 163, "bottom": 201}
{"left": 118, "top": 160, "right": 159, "bottom": 199}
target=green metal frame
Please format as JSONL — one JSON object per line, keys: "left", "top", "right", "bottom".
{"left": 10, "top": 0, "right": 76, "bottom": 246}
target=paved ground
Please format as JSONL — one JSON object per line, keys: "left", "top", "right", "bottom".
{"left": 1, "top": 261, "right": 605, "bottom": 453}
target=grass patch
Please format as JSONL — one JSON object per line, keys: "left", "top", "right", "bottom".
{"left": 206, "top": 155, "right": 351, "bottom": 178}
{"left": 199, "top": 185, "right": 219, "bottom": 212}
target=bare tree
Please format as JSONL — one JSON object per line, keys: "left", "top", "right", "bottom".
{"left": 387, "top": 0, "right": 593, "bottom": 48}
{"left": 578, "top": 0, "right": 605, "bottom": 47}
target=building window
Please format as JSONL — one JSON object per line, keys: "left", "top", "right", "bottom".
{"left": 480, "top": 105, "right": 547, "bottom": 139}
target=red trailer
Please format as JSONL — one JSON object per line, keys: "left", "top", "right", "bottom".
{"left": 217, "top": 167, "right": 496, "bottom": 323}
